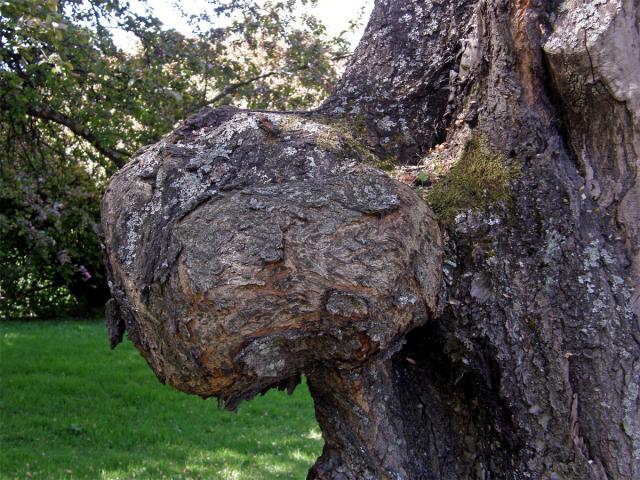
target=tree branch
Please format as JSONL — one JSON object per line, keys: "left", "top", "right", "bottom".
{"left": 194, "top": 53, "right": 352, "bottom": 112}
{"left": 205, "top": 71, "right": 280, "bottom": 107}
{"left": 25, "top": 104, "right": 130, "bottom": 168}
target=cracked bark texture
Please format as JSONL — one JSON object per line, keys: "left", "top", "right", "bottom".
{"left": 102, "top": 0, "right": 640, "bottom": 479}
{"left": 102, "top": 108, "right": 443, "bottom": 409}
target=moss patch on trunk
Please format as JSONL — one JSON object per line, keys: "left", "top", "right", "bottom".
{"left": 424, "top": 138, "right": 521, "bottom": 224}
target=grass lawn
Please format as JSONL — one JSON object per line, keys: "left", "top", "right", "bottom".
{"left": 0, "top": 320, "right": 323, "bottom": 479}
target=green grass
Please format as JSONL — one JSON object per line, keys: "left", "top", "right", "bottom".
{"left": 0, "top": 320, "right": 323, "bottom": 479}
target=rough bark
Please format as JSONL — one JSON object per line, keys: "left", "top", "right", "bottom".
{"left": 101, "top": 107, "right": 443, "bottom": 410}
{"left": 101, "top": 0, "right": 640, "bottom": 479}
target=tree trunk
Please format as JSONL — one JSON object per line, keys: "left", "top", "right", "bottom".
{"left": 307, "top": 0, "right": 639, "bottom": 478}
{"left": 101, "top": 0, "right": 640, "bottom": 478}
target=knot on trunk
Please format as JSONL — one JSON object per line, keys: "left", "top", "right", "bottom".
{"left": 101, "top": 107, "right": 443, "bottom": 409}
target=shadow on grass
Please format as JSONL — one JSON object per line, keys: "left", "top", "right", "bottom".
{"left": 0, "top": 320, "right": 323, "bottom": 479}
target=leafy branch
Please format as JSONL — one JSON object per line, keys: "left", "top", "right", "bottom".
{"left": 25, "top": 104, "right": 131, "bottom": 168}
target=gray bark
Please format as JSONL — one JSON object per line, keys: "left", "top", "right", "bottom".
{"left": 101, "top": 0, "right": 640, "bottom": 478}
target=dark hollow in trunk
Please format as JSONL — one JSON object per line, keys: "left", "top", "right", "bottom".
{"left": 101, "top": 1, "right": 640, "bottom": 478}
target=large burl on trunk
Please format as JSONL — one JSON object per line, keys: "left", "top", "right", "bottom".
{"left": 102, "top": 1, "right": 640, "bottom": 479}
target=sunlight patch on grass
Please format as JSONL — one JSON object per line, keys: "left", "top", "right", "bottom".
{"left": 305, "top": 428, "right": 323, "bottom": 441}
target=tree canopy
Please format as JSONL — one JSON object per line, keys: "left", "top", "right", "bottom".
{"left": 0, "top": 0, "right": 357, "bottom": 317}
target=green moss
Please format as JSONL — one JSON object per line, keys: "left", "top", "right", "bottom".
{"left": 312, "top": 115, "right": 382, "bottom": 166}
{"left": 373, "top": 160, "right": 395, "bottom": 172}
{"left": 424, "top": 137, "right": 521, "bottom": 224}
{"left": 310, "top": 115, "right": 420, "bottom": 170}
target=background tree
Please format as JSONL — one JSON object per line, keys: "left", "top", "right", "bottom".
{"left": 0, "top": 0, "right": 355, "bottom": 317}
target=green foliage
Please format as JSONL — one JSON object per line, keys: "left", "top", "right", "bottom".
{"left": 0, "top": 320, "right": 323, "bottom": 479}
{"left": 0, "top": 0, "right": 354, "bottom": 317}
{"left": 424, "top": 138, "right": 521, "bottom": 224}
{"left": 416, "top": 171, "right": 429, "bottom": 185}
{"left": 0, "top": 126, "right": 107, "bottom": 317}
